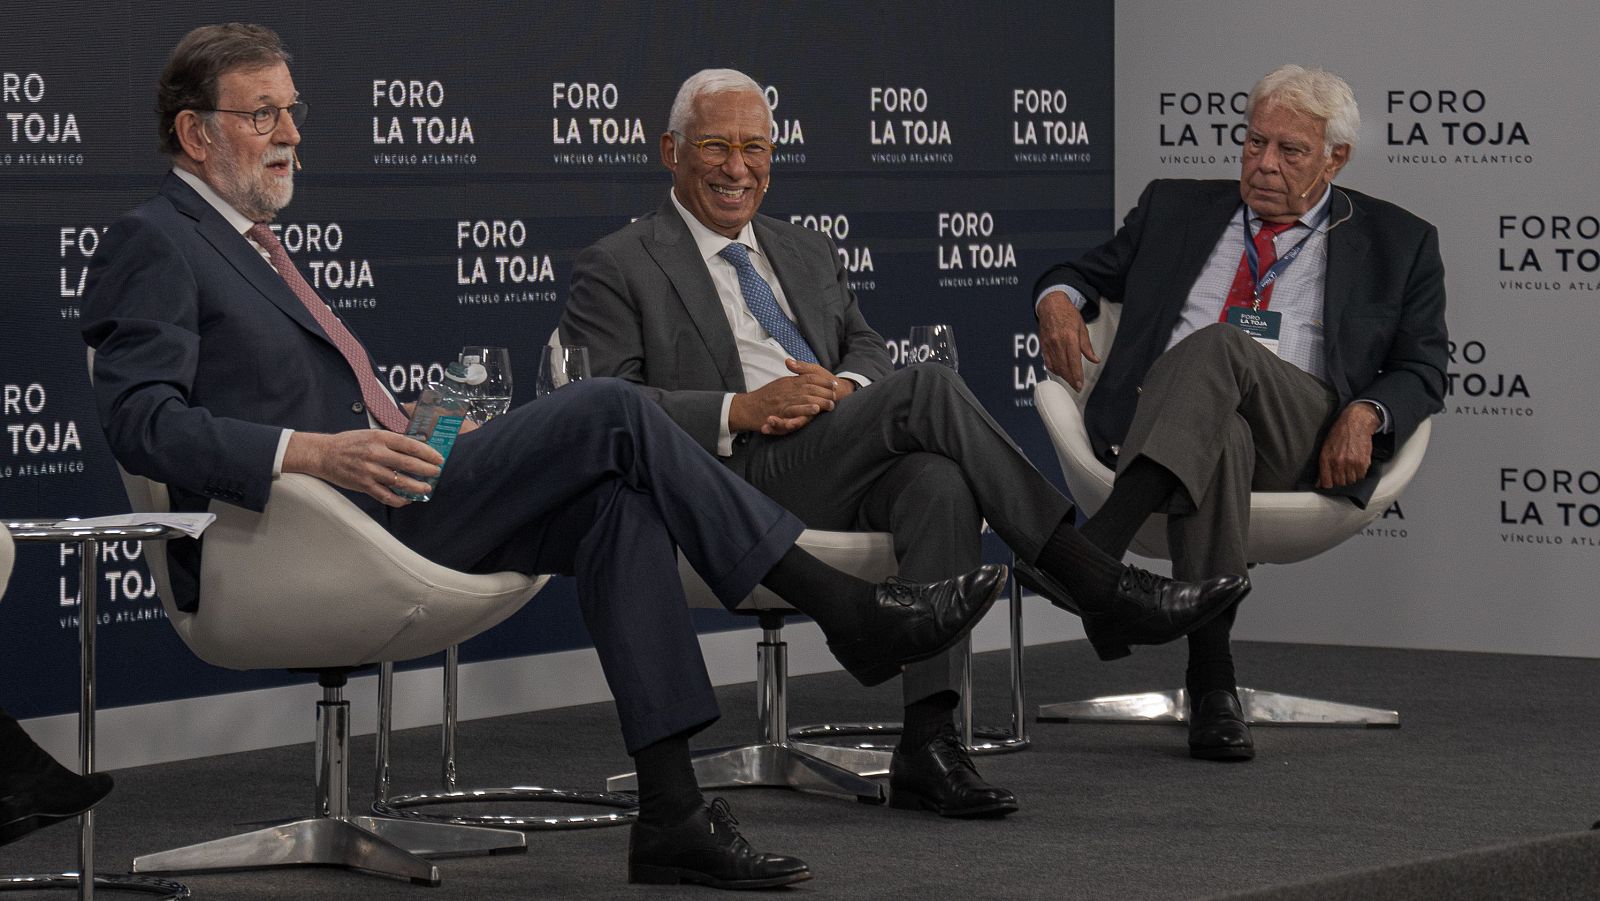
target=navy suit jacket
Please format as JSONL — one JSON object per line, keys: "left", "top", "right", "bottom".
{"left": 82, "top": 173, "right": 384, "bottom": 609}
{"left": 560, "top": 200, "right": 892, "bottom": 463}
{"left": 1032, "top": 178, "right": 1449, "bottom": 506}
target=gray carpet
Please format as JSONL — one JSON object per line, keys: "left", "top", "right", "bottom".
{"left": 2, "top": 639, "right": 1595, "bottom": 899}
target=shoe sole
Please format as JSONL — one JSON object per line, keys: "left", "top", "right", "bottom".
{"left": 628, "top": 863, "right": 813, "bottom": 888}
{"left": 849, "top": 565, "right": 1008, "bottom": 687}
{"left": 888, "top": 789, "right": 1019, "bottom": 819}
{"left": 1080, "top": 581, "right": 1252, "bottom": 663}
{"left": 1189, "top": 744, "right": 1256, "bottom": 762}
{"left": 1012, "top": 564, "right": 1131, "bottom": 660}
{"left": 0, "top": 780, "right": 114, "bottom": 849}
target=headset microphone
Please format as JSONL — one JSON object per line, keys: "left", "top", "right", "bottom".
{"left": 292, "top": 147, "right": 302, "bottom": 171}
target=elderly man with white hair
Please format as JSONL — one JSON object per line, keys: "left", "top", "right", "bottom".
{"left": 1031, "top": 64, "right": 1448, "bottom": 761}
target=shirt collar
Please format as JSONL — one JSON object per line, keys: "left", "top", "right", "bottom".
{"left": 172, "top": 166, "right": 257, "bottom": 236}
{"left": 670, "top": 189, "right": 761, "bottom": 263}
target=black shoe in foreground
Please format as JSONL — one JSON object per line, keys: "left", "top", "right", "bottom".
{"left": 889, "top": 725, "right": 1019, "bottom": 819}
{"left": 828, "top": 564, "right": 1008, "bottom": 687}
{"left": 1188, "top": 689, "right": 1256, "bottom": 762}
{"left": 628, "top": 798, "right": 812, "bottom": 889}
{"left": 1013, "top": 560, "right": 1247, "bottom": 661}
{"left": 0, "top": 766, "right": 114, "bottom": 848}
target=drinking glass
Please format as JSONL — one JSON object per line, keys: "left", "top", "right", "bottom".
{"left": 536, "top": 344, "right": 590, "bottom": 398}
{"left": 460, "top": 346, "right": 513, "bottom": 420}
{"left": 907, "top": 324, "right": 958, "bottom": 371}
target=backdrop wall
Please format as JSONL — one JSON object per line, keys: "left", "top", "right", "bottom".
{"left": 1, "top": 1, "right": 1111, "bottom": 759}
{"left": 1111, "top": 1, "right": 1600, "bottom": 658}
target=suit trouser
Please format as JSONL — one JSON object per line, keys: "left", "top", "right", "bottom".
{"left": 1118, "top": 323, "right": 1341, "bottom": 583}
{"left": 388, "top": 378, "right": 805, "bottom": 754}
{"left": 733, "top": 363, "right": 1074, "bottom": 702}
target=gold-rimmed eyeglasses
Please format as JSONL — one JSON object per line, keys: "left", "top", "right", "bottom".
{"left": 202, "top": 101, "right": 309, "bottom": 136}
{"left": 672, "top": 131, "right": 775, "bottom": 166}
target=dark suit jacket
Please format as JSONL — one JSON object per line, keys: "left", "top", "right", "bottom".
{"left": 82, "top": 173, "right": 383, "bottom": 609}
{"left": 560, "top": 199, "right": 892, "bottom": 463}
{"left": 1032, "top": 178, "right": 1449, "bottom": 506}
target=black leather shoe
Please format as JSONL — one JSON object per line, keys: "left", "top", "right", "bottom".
{"left": 1188, "top": 690, "right": 1255, "bottom": 761}
{"left": 0, "top": 765, "right": 114, "bottom": 848}
{"left": 828, "top": 564, "right": 1007, "bottom": 687}
{"left": 628, "top": 798, "right": 811, "bottom": 889}
{"left": 890, "top": 725, "right": 1018, "bottom": 818}
{"left": 1013, "top": 560, "right": 1248, "bottom": 661}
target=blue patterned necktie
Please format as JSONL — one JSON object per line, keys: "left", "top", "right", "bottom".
{"left": 718, "top": 241, "right": 820, "bottom": 364}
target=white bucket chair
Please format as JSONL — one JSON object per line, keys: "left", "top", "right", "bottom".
{"left": 120, "top": 470, "right": 545, "bottom": 886}
{"left": 1031, "top": 304, "right": 1431, "bottom": 728}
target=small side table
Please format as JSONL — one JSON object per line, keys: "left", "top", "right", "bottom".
{"left": 0, "top": 521, "right": 190, "bottom": 901}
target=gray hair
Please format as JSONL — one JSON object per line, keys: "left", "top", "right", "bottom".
{"left": 666, "top": 68, "right": 770, "bottom": 139}
{"left": 1246, "top": 64, "right": 1360, "bottom": 155}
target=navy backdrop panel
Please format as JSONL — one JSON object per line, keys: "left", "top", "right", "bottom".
{"left": 0, "top": 2, "right": 1113, "bottom": 718}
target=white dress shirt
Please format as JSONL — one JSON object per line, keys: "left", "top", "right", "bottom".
{"left": 668, "top": 191, "right": 872, "bottom": 455}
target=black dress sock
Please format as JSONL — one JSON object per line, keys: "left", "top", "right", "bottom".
{"left": 1080, "top": 457, "right": 1184, "bottom": 560}
{"left": 1033, "top": 516, "right": 1124, "bottom": 610}
{"left": 897, "top": 690, "right": 959, "bottom": 753}
{"left": 631, "top": 730, "right": 704, "bottom": 828}
{"left": 1185, "top": 603, "right": 1242, "bottom": 704}
{"left": 758, "top": 546, "right": 876, "bottom": 641}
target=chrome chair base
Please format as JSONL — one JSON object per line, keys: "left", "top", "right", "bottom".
{"left": 369, "top": 655, "right": 639, "bottom": 832}
{"left": 608, "top": 742, "right": 884, "bottom": 803}
{"left": 374, "top": 786, "right": 638, "bottom": 830}
{"left": 609, "top": 620, "right": 886, "bottom": 803}
{"left": 0, "top": 873, "right": 189, "bottom": 899}
{"left": 133, "top": 817, "right": 445, "bottom": 886}
{"left": 135, "top": 679, "right": 526, "bottom": 888}
{"left": 788, "top": 723, "right": 1025, "bottom": 759}
{"left": 1036, "top": 686, "right": 1400, "bottom": 727}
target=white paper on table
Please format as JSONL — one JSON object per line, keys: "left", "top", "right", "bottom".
{"left": 50, "top": 512, "right": 217, "bottom": 539}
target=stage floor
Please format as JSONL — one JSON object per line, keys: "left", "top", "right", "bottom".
{"left": 3, "top": 639, "right": 1595, "bottom": 899}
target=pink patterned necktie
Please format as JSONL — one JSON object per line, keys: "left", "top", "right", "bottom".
{"left": 246, "top": 222, "right": 408, "bottom": 432}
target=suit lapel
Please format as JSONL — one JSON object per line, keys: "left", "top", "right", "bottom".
{"left": 1167, "top": 185, "right": 1243, "bottom": 320}
{"left": 643, "top": 201, "right": 747, "bottom": 391}
{"left": 161, "top": 173, "right": 333, "bottom": 346}
{"left": 753, "top": 217, "right": 832, "bottom": 369}
{"left": 1321, "top": 188, "right": 1366, "bottom": 392}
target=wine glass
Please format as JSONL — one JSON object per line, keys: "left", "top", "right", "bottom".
{"left": 536, "top": 344, "right": 590, "bottom": 398}
{"left": 908, "top": 324, "right": 958, "bottom": 371}
{"left": 460, "top": 346, "right": 512, "bottom": 420}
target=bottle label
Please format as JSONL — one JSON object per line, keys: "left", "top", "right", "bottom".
{"left": 427, "top": 415, "right": 464, "bottom": 460}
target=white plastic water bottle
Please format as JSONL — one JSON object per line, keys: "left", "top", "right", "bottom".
{"left": 395, "top": 359, "right": 486, "bottom": 501}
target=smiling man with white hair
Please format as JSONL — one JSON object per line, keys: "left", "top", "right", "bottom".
{"left": 1032, "top": 64, "right": 1449, "bottom": 762}
{"left": 565, "top": 66, "right": 1251, "bottom": 821}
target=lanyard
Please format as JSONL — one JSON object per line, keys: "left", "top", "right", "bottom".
{"left": 1240, "top": 201, "right": 1331, "bottom": 309}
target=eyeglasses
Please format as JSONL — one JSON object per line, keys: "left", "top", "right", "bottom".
{"left": 672, "top": 131, "right": 775, "bottom": 166}
{"left": 202, "top": 101, "right": 309, "bottom": 135}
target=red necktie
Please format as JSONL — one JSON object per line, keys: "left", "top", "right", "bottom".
{"left": 1219, "top": 219, "right": 1297, "bottom": 322}
{"left": 246, "top": 223, "right": 409, "bottom": 432}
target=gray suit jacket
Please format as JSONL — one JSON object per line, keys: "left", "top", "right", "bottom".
{"left": 561, "top": 199, "right": 891, "bottom": 462}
